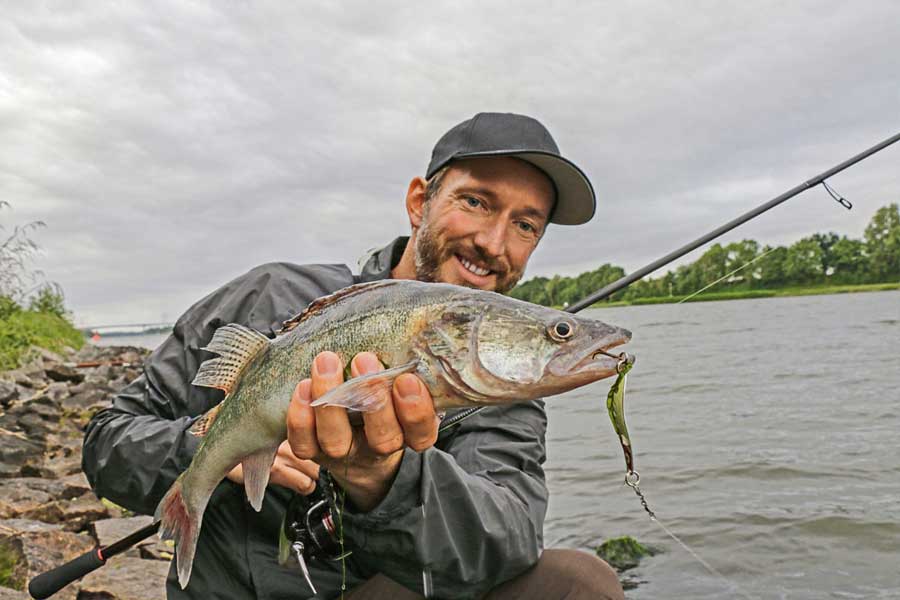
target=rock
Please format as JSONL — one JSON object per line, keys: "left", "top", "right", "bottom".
{"left": 90, "top": 517, "right": 172, "bottom": 561}
{"left": 22, "top": 494, "right": 109, "bottom": 532}
{"left": 0, "top": 381, "right": 17, "bottom": 407}
{"left": 595, "top": 536, "right": 656, "bottom": 572}
{"left": 36, "top": 348, "right": 66, "bottom": 365}
{"left": 0, "top": 479, "right": 56, "bottom": 519}
{"left": 0, "top": 586, "right": 30, "bottom": 599}
{"left": 5, "top": 371, "right": 35, "bottom": 389}
{"left": 137, "top": 538, "right": 174, "bottom": 562}
{"left": 0, "top": 430, "right": 45, "bottom": 479}
{"left": 91, "top": 516, "right": 153, "bottom": 547}
{"left": 78, "top": 556, "right": 170, "bottom": 600}
{"left": 1, "top": 396, "right": 61, "bottom": 441}
{"left": 57, "top": 472, "right": 93, "bottom": 500}
{"left": 44, "top": 382, "right": 72, "bottom": 404}
{"left": 0, "top": 518, "right": 94, "bottom": 599}
{"left": 44, "top": 365, "right": 84, "bottom": 385}
{"left": 61, "top": 388, "right": 109, "bottom": 413}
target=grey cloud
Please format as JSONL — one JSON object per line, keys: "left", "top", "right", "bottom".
{"left": 2, "top": 1, "right": 898, "bottom": 325}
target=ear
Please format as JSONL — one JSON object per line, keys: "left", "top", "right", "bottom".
{"left": 406, "top": 177, "right": 428, "bottom": 230}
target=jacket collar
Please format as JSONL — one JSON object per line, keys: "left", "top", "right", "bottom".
{"left": 357, "top": 236, "right": 409, "bottom": 282}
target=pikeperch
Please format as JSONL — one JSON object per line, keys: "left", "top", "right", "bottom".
{"left": 155, "top": 279, "right": 634, "bottom": 588}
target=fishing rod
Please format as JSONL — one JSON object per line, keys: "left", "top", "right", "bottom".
{"left": 27, "top": 129, "right": 900, "bottom": 600}
{"left": 567, "top": 130, "right": 900, "bottom": 312}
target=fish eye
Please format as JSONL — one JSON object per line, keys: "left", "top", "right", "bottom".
{"left": 549, "top": 320, "right": 575, "bottom": 341}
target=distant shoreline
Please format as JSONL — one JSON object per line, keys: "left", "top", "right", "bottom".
{"left": 583, "top": 282, "right": 900, "bottom": 308}
{"left": 86, "top": 283, "right": 900, "bottom": 341}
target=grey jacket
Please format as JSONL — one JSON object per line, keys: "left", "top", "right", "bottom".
{"left": 82, "top": 237, "right": 549, "bottom": 600}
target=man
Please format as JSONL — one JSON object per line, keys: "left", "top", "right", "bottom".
{"left": 83, "top": 113, "right": 625, "bottom": 599}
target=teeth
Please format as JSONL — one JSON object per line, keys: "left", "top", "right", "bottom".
{"left": 460, "top": 256, "right": 490, "bottom": 277}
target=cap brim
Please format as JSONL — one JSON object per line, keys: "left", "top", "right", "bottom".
{"left": 440, "top": 150, "right": 596, "bottom": 225}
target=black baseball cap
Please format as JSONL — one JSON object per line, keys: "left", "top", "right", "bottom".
{"left": 426, "top": 112, "right": 596, "bottom": 225}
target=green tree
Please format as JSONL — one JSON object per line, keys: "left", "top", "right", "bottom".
{"left": 784, "top": 237, "right": 824, "bottom": 284}
{"left": 864, "top": 203, "right": 900, "bottom": 280}
{"left": 755, "top": 245, "right": 789, "bottom": 287}
{"left": 829, "top": 237, "right": 867, "bottom": 283}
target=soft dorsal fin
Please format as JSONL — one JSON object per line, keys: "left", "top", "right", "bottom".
{"left": 277, "top": 280, "right": 399, "bottom": 335}
{"left": 192, "top": 324, "right": 270, "bottom": 395}
{"left": 188, "top": 402, "right": 222, "bottom": 437}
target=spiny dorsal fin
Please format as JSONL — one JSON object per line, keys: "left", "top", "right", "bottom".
{"left": 277, "top": 280, "right": 399, "bottom": 335}
{"left": 192, "top": 324, "right": 270, "bottom": 395}
{"left": 188, "top": 402, "right": 222, "bottom": 437}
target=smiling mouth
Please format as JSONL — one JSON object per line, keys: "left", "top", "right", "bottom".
{"left": 457, "top": 255, "right": 492, "bottom": 278}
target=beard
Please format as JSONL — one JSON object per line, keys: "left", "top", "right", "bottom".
{"left": 413, "top": 209, "right": 525, "bottom": 294}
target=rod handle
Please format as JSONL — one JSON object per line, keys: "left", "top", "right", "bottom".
{"left": 28, "top": 547, "right": 105, "bottom": 599}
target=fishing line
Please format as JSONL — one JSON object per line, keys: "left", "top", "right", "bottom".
{"left": 676, "top": 246, "right": 780, "bottom": 304}
{"left": 608, "top": 365, "right": 762, "bottom": 599}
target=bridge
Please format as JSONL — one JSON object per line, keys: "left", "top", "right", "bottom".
{"left": 79, "top": 322, "right": 175, "bottom": 336}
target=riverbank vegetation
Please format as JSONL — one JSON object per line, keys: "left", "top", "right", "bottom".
{"left": 0, "top": 203, "right": 83, "bottom": 370}
{"left": 511, "top": 203, "right": 900, "bottom": 307}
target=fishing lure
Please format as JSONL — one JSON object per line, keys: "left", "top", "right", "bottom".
{"left": 606, "top": 359, "right": 656, "bottom": 518}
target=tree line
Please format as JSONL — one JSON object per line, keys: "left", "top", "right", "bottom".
{"left": 510, "top": 203, "right": 900, "bottom": 306}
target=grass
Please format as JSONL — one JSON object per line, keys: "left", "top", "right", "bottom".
{"left": 0, "top": 310, "right": 85, "bottom": 371}
{"left": 587, "top": 281, "right": 900, "bottom": 309}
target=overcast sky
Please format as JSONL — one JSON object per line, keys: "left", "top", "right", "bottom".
{"left": 3, "top": 2, "right": 899, "bottom": 326}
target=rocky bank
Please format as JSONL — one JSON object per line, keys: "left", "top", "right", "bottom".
{"left": 1, "top": 344, "right": 171, "bottom": 600}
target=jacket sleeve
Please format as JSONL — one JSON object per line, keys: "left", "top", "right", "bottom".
{"left": 82, "top": 262, "right": 354, "bottom": 515}
{"left": 342, "top": 400, "right": 548, "bottom": 598}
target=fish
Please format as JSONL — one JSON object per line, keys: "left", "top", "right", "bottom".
{"left": 155, "top": 279, "right": 634, "bottom": 588}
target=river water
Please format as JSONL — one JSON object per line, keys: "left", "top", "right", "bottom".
{"left": 545, "top": 290, "right": 899, "bottom": 599}
{"left": 95, "top": 291, "right": 899, "bottom": 598}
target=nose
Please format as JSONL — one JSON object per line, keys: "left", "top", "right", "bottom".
{"left": 473, "top": 216, "right": 508, "bottom": 259}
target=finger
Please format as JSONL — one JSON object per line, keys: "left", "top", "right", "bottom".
{"left": 287, "top": 379, "right": 319, "bottom": 459}
{"left": 270, "top": 462, "right": 317, "bottom": 495}
{"left": 312, "top": 351, "right": 353, "bottom": 459}
{"left": 275, "top": 441, "right": 320, "bottom": 480}
{"left": 351, "top": 353, "right": 404, "bottom": 456}
{"left": 225, "top": 463, "right": 244, "bottom": 485}
{"left": 393, "top": 374, "right": 439, "bottom": 452}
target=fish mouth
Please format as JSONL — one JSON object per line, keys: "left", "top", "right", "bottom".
{"left": 571, "top": 332, "right": 634, "bottom": 374}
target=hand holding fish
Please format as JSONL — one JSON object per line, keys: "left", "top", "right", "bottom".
{"left": 286, "top": 351, "right": 440, "bottom": 511}
{"left": 225, "top": 442, "right": 320, "bottom": 495}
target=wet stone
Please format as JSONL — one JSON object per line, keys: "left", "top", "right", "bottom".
{"left": 595, "top": 536, "right": 656, "bottom": 572}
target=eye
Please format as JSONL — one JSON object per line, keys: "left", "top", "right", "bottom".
{"left": 464, "top": 196, "right": 482, "bottom": 208}
{"left": 549, "top": 320, "right": 575, "bottom": 341}
{"left": 516, "top": 221, "right": 535, "bottom": 234}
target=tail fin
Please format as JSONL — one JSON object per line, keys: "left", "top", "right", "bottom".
{"left": 155, "top": 474, "right": 209, "bottom": 589}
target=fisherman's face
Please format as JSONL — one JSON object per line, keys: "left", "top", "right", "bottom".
{"left": 412, "top": 157, "right": 554, "bottom": 293}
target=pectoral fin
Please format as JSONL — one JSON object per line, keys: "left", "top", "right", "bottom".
{"left": 309, "top": 360, "right": 419, "bottom": 413}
